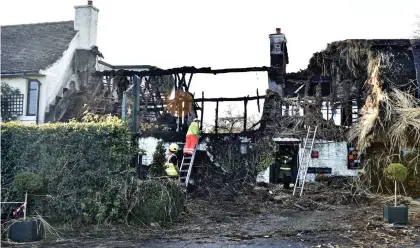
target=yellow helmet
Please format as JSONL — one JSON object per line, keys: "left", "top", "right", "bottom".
{"left": 169, "top": 143, "right": 179, "bottom": 152}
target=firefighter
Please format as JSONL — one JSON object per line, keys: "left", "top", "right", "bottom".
{"left": 183, "top": 118, "right": 200, "bottom": 155}
{"left": 165, "top": 143, "right": 179, "bottom": 177}
{"left": 277, "top": 147, "right": 295, "bottom": 189}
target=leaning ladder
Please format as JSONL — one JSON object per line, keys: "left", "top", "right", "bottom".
{"left": 293, "top": 126, "right": 318, "bottom": 197}
{"left": 179, "top": 145, "right": 197, "bottom": 187}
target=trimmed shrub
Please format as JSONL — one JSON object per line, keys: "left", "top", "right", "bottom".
{"left": 1, "top": 117, "right": 137, "bottom": 223}
{"left": 13, "top": 172, "right": 43, "bottom": 193}
{"left": 384, "top": 163, "right": 408, "bottom": 182}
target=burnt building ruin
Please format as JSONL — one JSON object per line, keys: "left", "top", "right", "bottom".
{"left": 261, "top": 37, "right": 420, "bottom": 141}
{"left": 46, "top": 28, "right": 419, "bottom": 186}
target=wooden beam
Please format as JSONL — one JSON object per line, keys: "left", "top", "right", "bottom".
{"left": 181, "top": 73, "right": 187, "bottom": 89}
{"left": 200, "top": 91, "right": 204, "bottom": 131}
{"left": 256, "top": 88, "right": 261, "bottom": 113}
{"left": 243, "top": 96, "right": 248, "bottom": 132}
{"left": 248, "top": 120, "right": 261, "bottom": 131}
{"left": 186, "top": 73, "right": 193, "bottom": 91}
{"left": 195, "top": 95, "right": 265, "bottom": 102}
{"left": 98, "top": 66, "right": 270, "bottom": 77}
{"left": 215, "top": 101, "right": 219, "bottom": 134}
{"left": 177, "top": 92, "right": 182, "bottom": 131}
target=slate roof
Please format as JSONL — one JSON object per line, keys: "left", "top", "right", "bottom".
{"left": 1, "top": 21, "right": 78, "bottom": 74}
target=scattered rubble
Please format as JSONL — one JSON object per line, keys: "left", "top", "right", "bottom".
{"left": 3, "top": 178, "right": 420, "bottom": 247}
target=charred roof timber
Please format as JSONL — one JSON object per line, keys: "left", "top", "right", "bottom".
{"left": 97, "top": 66, "right": 271, "bottom": 77}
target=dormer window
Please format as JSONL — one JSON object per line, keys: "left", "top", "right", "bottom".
{"left": 27, "top": 80, "right": 39, "bottom": 116}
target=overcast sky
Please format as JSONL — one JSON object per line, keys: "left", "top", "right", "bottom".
{"left": 1, "top": 0, "right": 419, "bottom": 124}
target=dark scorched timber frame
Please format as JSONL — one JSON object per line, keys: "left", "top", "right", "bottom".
{"left": 95, "top": 66, "right": 270, "bottom": 135}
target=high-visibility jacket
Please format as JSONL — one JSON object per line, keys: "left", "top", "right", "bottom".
{"left": 165, "top": 153, "right": 178, "bottom": 176}
{"left": 187, "top": 122, "right": 200, "bottom": 136}
{"left": 278, "top": 154, "right": 292, "bottom": 171}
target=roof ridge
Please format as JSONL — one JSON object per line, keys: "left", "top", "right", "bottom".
{"left": 1, "top": 20, "right": 74, "bottom": 28}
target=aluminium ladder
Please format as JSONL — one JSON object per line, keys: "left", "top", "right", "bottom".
{"left": 293, "top": 126, "right": 318, "bottom": 197}
{"left": 179, "top": 145, "right": 197, "bottom": 187}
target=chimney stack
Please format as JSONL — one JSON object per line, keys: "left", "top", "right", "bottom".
{"left": 74, "top": 1, "right": 99, "bottom": 49}
{"left": 268, "top": 27, "right": 287, "bottom": 94}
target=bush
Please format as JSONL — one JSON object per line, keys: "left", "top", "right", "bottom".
{"left": 384, "top": 163, "right": 408, "bottom": 182}
{"left": 149, "top": 141, "right": 167, "bottom": 177}
{"left": 1, "top": 117, "right": 138, "bottom": 223}
{"left": 131, "top": 180, "right": 184, "bottom": 224}
{"left": 13, "top": 172, "right": 43, "bottom": 193}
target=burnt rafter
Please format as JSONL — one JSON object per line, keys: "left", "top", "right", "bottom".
{"left": 97, "top": 66, "right": 271, "bottom": 77}
{"left": 196, "top": 95, "right": 266, "bottom": 102}
{"left": 173, "top": 72, "right": 194, "bottom": 91}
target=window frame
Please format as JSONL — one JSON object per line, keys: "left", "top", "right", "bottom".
{"left": 26, "top": 79, "right": 40, "bottom": 116}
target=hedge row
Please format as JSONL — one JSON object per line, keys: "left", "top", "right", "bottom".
{"left": 1, "top": 117, "right": 184, "bottom": 225}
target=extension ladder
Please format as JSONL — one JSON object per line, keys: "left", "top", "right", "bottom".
{"left": 293, "top": 126, "right": 318, "bottom": 197}
{"left": 179, "top": 145, "right": 197, "bottom": 187}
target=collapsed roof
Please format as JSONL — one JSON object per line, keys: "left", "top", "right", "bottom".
{"left": 260, "top": 39, "right": 420, "bottom": 141}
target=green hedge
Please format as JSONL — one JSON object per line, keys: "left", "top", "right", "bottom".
{"left": 1, "top": 118, "right": 138, "bottom": 223}
{"left": 130, "top": 179, "right": 185, "bottom": 224}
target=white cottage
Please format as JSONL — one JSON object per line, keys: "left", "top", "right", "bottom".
{"left": 1, "top": 1, "right": 102, "bottom": 124}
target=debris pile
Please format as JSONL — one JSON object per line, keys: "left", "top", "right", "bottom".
{"left": 260, "top": 89, "right": 347, "bottom": 141}
{"left": 252, "top": 177, "right": 375, "bottom": 211}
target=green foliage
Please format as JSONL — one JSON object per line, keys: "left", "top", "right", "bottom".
{"left": 149, "top": 141, "right": 167, "bottom": 177}
{"left": 384, "top": 163, "right": 408, "bottom": 182}
{"left": 13, "top": 172, "right": 43, "bottom": 193}
{"left": 257, "top": 147, "right": 275, "bottom": 173}
{"left": 1, "top": 117, "right": 138, "bottom": 223}
{"left": 1, "top": 83, "right": 21, "bottom": 122}
{"left": 131, "top": 179, "right": 184, "bottom": 224}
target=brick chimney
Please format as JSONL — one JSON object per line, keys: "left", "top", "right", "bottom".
{"left": 74, "top": 0, "right": 99, "bottom": 49}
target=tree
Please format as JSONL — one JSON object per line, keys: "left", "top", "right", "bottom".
{"left": 204, "top": 105, "right": 260, "bottom": 133}
{"left": 384, "top": 163, "right": 408, "bottom": 207}
{"left": 149, "top": 141, "right": 167, "bottom": 177}
{"left": 13, "top": 172, "right": 43, "bottom": 194}
{"left": 1, "top": 83, "right": 21, "bottom": 122}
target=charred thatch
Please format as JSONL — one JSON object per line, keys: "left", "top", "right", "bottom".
{"left": 261, "top": 39, "right": 418, "bottom": 142}
{"left": 307, "top": 39, "right": 417, "bottom": 102}
{"left": 327, "top": 40, "right": 420, "bottom": 197}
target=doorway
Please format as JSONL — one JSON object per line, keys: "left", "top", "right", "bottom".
{"left": 269, "top": 142, "right": 299, "bottom": 185}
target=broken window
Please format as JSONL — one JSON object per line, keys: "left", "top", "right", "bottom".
{"left": 351, "top": 100, "right": 359, "bottom": 124}
{"left": 281, "top": 101, "right": 303, "bottom": 117}
{"left": 340, "top": 99, "right": 359, "bottom": 127}
{"left": 321, "top": 101, "right": 342, "bottom": 125}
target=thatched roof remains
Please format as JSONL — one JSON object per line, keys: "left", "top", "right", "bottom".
{"left": 261, "top": 39, "right": 419, "bottom": 145}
